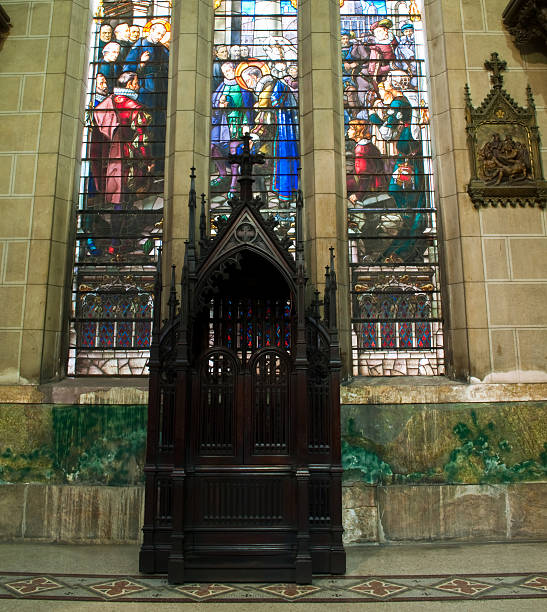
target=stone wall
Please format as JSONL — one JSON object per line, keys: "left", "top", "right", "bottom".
{"left": 0, "top": 379, "right": 545, "bottom": 543}
{"left": 0, "top": 0, "right": 89, "bottom": 383}
{"left": 1, "top": 481, "right": 545, "bottom": 544}
{"left": 343, "top": 481, "right": 547, "bottom": 544}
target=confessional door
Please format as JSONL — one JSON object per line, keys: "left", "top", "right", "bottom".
{"left": 193, "top": 346, "right": 292, "bottom": 465}
{"left": 183, "top": 288, "right": 300, "bottom": 580}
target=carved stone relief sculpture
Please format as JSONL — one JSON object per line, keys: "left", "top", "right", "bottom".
{"left": 465, "top": 53, "right": 547, "bottom": 209}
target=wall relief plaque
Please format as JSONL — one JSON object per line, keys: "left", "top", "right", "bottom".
{"left": 465, "top": 52, "right": 546, "bottom": 209}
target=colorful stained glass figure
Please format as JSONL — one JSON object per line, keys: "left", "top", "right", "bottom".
{"left": 210, "top": 1, "right": 300, "bottom": 243}
{"left": 342, "top": 0, "right": 443, "bottom": 375}
{"left": 68, "top": 0, "right": 170, "bottom": 375}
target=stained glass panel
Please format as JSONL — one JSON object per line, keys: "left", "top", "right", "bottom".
{"left": 210, "top": 1, "right": 300, "bottom": 241}
{"left": 68, "top": 0, "right": 171, "bottom": 375}
{"left": 340, "top": 0, "right": 444, "bottom": 376}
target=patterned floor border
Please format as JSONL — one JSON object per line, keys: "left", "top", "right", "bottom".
{"left": 0, "top": 571, "right": 546, "bottom": 603}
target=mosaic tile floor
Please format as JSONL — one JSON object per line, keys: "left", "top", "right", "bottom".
{"left": 1, "top": 571, "right": 546, "bottom": 603}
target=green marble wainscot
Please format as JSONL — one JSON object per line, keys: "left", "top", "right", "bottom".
{"left": 0, "top": 404, "right": 147, "bottom": 485}
{"left": 342, "top": 402, "right": 547, "bottom": 485}
{"left": 2, "top": 401, "right": 546, "bottom": 486}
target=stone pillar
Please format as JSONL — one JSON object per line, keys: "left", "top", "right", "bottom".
{"left": 162, "top": 0, "right": 213, "bottom": 280}
{"left": 425, "top": 0, "right": 471, "bottom": 380}
{"left": 298, "top": 0, "right": 351, "bottom": 373}
{"left": 0, "top": 0, "right": 90, "bottom": 383}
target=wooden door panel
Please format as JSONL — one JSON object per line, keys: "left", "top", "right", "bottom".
{"left": 195, "top": 351, "right": 240, "bottom": 462}
{"left": 250, "top": 350, "right": 291, "bottom": 459}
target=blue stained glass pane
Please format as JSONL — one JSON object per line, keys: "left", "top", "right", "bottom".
{"left": 81, "top": 323, "right": 96, "bottom": 348}
{"left": 399, "top": 323, "right": 412, "bottom": 347}
{"left": 247, "top": 324, "right": 253, "bottom": 348}
{"left": 135, "top": 322, "right": 151, "bottom": 348}
{"left": 117, "top": 323, "right": 132, "bottom": 347}
{"left": 263, "top": 303, "right": 270, "bottom": 346}
{"left": 416, "top": 322, "right": 431, "bottom": 348}
{"left": 117, "top": 299, "right": 132, "bottom": 346}
{"left": 398, "top": 298, "right": 412, "bottom": 347}
{"left": 362, "top": 323, "right": 377, "bottom": 348}
{"left": 380, "top": 323, "right": 396, "bottom": 348}
{"left": 99, "top": 322, "right": 114, "bottom": 347}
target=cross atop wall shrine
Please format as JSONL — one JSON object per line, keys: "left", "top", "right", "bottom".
{"left": 485, "top": 52, "right": 507, "bottom": 88}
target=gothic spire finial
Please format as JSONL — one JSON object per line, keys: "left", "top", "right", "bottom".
{"left": 199, "top": 192, "right": 207, "bottom": 243}
{"left": 526, "top": 84, "right": 535, "bottom": 109}
{"left": 188, "top": 167, "right": 197, "bottom": 246}
{"left": 324, "top": 262, "right": 331, "bottom": 324}
{"left": 168, "top": 264, "right": 178, "bottom": 321}
{"left": 295, "top": 188, "right": 304, "bottom": 260}
{"left": 464, "top": 83, "right": 472, "bottom": 106}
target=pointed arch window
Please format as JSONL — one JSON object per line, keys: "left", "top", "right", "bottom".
{"left": 68, "top": 0, "right": 171, "bottom": 375}
{"left": 340, "top": 0, "right": 444, "bottom": 376}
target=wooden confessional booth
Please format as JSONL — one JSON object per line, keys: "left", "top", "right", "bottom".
{"left": 139, "top": 142, "right": 345, "bottom": 584}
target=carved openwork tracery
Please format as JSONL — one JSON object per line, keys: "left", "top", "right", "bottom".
{"left": 465, "top": 53, "right": 547, "bottom": 209}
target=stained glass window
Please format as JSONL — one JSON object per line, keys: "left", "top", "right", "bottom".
{"left": 210, "top": 1, "right": 299, "bottom": 241}
{"left": 68, "top": 0, "right": 171, "bottom": 375}
{"left": 340, "top": 0, "right": 444, "bottom": 376}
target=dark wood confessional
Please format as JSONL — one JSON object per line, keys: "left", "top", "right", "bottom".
{"left": 139, "top": 136, "right": 345, "bottom": 583}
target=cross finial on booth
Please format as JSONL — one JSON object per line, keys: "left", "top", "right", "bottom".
{"left": 228, "top": 133, "right": 265, "bottom": 202}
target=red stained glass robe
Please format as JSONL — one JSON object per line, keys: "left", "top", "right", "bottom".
{"left": 93, "top": 94, "right": 152, "bottom": 205}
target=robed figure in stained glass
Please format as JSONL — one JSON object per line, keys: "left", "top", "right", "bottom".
{"left": 264, "top": 68, "right": 299, "bottom": 203}
{"left": 93, "top": 72, "right": 153, "bottom": 251}
{"left": 369, "top": 70, "right": 426, "bottom": 261}
{"left": 123, "top": 19, "right": 170, "bottom": 172}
